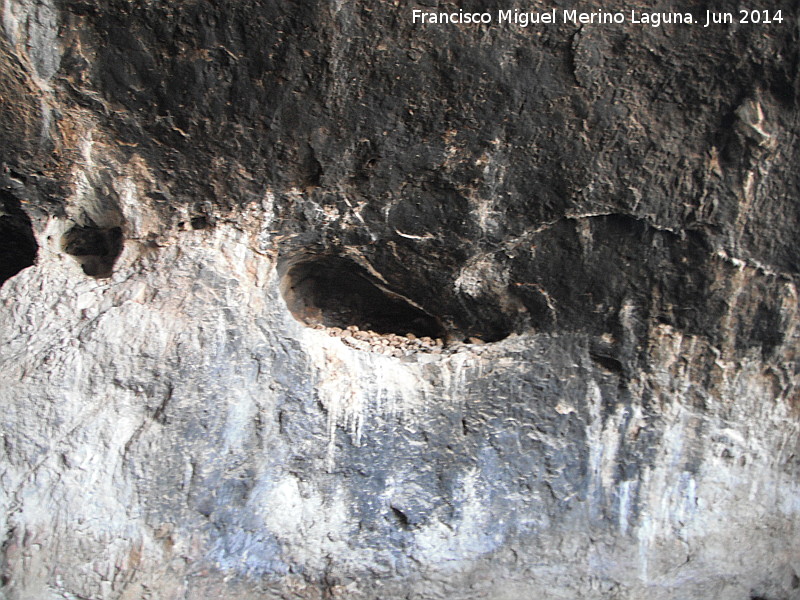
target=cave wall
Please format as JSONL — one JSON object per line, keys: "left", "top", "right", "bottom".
{"left": 1, "top": 1, "right": 799, "bottom": 598}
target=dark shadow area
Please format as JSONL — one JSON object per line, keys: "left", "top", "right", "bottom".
{"left": 510, "top": 215, "right": 719, "bottom": 341}
{"left": 62, "top": 224, "right": 123, "bottom": 278}
{"left": 280, "top": 254, "right": 445, "bottom": 339}
{"left": 0, "top": 192, "right": 38, "bottom": 288}
{"left": 508, "top": 214, "right": 792, "bottom": 362}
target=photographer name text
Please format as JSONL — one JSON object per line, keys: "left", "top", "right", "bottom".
{"left": 412, "top": 9, "right": 785, "bottom": 28}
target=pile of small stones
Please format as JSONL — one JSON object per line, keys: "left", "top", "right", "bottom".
{"left": 311, "top": 324, "right": 451, "bottom": 357}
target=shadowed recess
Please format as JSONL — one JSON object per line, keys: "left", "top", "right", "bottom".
{"left": 62, "top": 224, "right": 123, "bottom": 278}
{"left": 0, "top": 192, "right": 38, "bottom": 288}
{"left": 280, "top": 254, "right": 445, "bottom": 338}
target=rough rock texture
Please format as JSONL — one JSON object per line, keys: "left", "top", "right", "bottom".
{"left": 1, "top": 1, "right": 800, "bottom": 598}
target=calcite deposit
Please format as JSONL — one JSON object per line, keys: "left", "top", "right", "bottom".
{"left": 1, "top": 1, "right": 799, "bottom": 599}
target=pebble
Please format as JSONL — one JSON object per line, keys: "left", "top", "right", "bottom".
{"left": 316, "top": 323, "right": 456, "bottom": 358}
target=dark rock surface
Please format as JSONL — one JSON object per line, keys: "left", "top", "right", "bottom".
{"left": 0, "top": 1, "right": 799, "bottom": 598}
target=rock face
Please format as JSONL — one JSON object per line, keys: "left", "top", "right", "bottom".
{"left": 1, "top": 1, "right": 799, "bottom": 598}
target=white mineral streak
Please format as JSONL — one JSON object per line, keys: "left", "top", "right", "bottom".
{"left": 570, "top": 317, "right": 800, "bottom": 598}
{"left": 617, "top": 479, "right": 635, "bottom": 535}
{"left": 299, "top": 304, "right": 498, "bottom": 471}
{"left": 586, "top": 379, "right": 605, "bottom": 518}
{"left": 440, "top": 350, "right": 476, "bottom": 401}
{"left": 624, "top": 326, "right": 800, "bottom": 595}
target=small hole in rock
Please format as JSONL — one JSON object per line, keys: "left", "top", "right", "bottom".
{"left": 62, "top": 225, "right": 123, "bottom": 278}
{"left": 0, "top": 194, "right": 38, "bottom": 287}
{"left": 280, "top": 254, "right": 445, "bottom": 339}
{"left": 190, "top": 216, "right": 208, "bottom": 230}
{"left": 589, "top": 352, "right": 624, "bottom": 374}
{"left": 390, "top": 506, "right": 411, "bottom": 530}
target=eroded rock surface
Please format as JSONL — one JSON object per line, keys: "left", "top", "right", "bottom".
{"left": 1, "top": 1, "right": 799, "bottom": 599}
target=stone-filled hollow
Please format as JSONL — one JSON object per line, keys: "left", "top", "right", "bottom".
{"left": 280, "top": 254, "right": 445, "bottom": 339}
{"left": 62, "top": 224, "right": 123, "bottom": 278}
{"left": 0, "top": 195, "right": 38, "bottom": 288}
